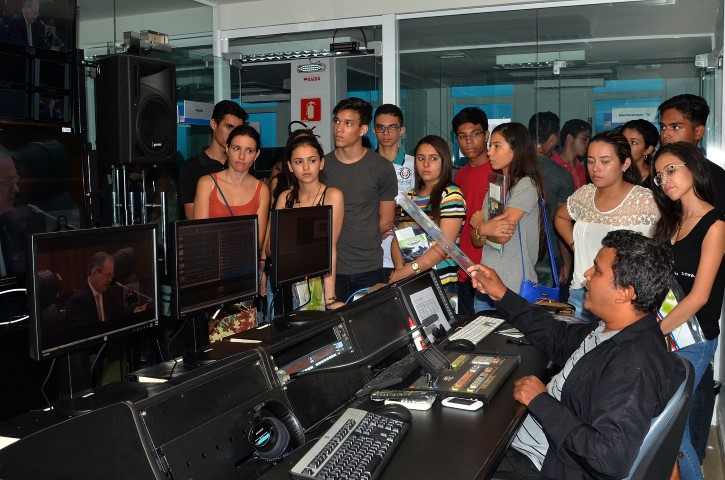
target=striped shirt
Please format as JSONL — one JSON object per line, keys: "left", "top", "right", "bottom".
{"left": 407, "top": 184, "right": 466, "bottom": 284}
{"left": 511, "top": 322, "right": 620, "bottom": 469}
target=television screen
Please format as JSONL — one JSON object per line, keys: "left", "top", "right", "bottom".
{"left": 1, "top": 0, "right": 77, "bottom": 52}
{"left": 270, "top": 205, "right": 332, "bottom": 288}
{"left": 0, "top": 130, "right": 86, "bottom": 297}
{"left": 28, "top": 224, "right": 159, "bottom": 360}
{"left": 171, "top": 215, "right": 259, "bottom": 317}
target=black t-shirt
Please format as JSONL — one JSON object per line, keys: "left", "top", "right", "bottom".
{"left": 706, "top": 159, "right": 725, "bottom": 214}
{"left": 671, "top": 209, "right": 725, "bottom": 340}
{"left": 178, "top": 147, "right": 226, "bottom": 218}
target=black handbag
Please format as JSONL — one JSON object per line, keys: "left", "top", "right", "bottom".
{"left": 518, "top": 197, "right": 560, "bottom": 303}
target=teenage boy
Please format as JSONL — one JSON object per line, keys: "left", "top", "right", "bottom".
{"left": 373, "top": 104, "right": 415, "bottom": 278}
{"left": 324, "top": 97, "right": 398, "bottom": 302}
{"left": 179, "top": 100, "right": 248, "bottom": 219}
{"left": 452, "top": 107, "right": 493, "bottom": 316}
{"left": 551, "top": 119, "right": 591, "bottom": 190}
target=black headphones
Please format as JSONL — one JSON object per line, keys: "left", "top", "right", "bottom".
{"left": 248, "top": 400, "right": 305, "bottom": 461}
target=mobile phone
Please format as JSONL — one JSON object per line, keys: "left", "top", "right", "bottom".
{"left": 441, "top": 396, "right": 484, "bottom": 411}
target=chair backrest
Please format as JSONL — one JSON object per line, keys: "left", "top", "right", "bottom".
{"left": 626, "top": 356, "right": 694, "bottom": 480}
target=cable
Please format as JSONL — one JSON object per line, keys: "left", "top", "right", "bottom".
{"left": 345, "top": 288, "right": 369, "bottom": 304}
{"left": 358, "top": 27, "right": 368, "bottom": 49}
{"left": 166, "top": 317, "right": 188, "bottom": 379}
{"left": 40, "top": 358, "right": 56, "bottom": 410}
{"left": 0, "top": 288, "right": 29, "bottom": 325}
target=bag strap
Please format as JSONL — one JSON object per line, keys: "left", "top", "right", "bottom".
{"left": 209, "top": 174, "right": 235, "bottom": 216}
{"left": 517, "top": 197, "right": 560, "bottom": 288}
{"left": 539, "top": 197, "right": 560, "bottom": 288}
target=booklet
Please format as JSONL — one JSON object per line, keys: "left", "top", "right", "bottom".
{"left": 394, "top": 217, "right": 431, "bottom": 264}
{"left": 485, "top": 172, "right": 508, "bottom": 252}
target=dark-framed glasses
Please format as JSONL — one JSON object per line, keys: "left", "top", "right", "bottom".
{"left": 373, "top": 124, "right": 401, "bottom": 134}
{"left": 456, "top": 130, "right": 484, "bottom": 142}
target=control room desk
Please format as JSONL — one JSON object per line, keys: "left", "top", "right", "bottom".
{"left": 261, "top": 330, "right": 552, "bottom": 480}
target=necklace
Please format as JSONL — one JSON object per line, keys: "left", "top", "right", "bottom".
{"left": 679, "top": 206, "right": 706, "bottom": 229}
{"left": 295, "top": 183, "right": 323, "bottom": 207}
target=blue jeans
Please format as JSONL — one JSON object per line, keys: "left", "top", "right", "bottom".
{"left": 676, "top": 337, "right": 718, "bottom": 480}
{"left": 567, "top": 287, "right": 598, "bottom": 323}
{"left": 473, "top": 292, "right": 496, "bottom": 313}
{"left": 336, "top": 269, "right": 386, "bottom": 304}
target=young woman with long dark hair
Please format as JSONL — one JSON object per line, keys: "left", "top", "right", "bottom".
{"left": 651, "top": 141, "right": 725, "bottom": 480}
{"left": 470, "top": 122, "right": 546, "bottom": 311}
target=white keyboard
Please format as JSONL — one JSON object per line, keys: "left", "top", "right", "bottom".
{"left": 448, "top": 316, "right": 505, "bottom": 345}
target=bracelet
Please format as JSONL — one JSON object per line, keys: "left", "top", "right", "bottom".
{"left": 325, "top": 296, "right": 337, "bottom": 305}
{"left": 473, "top": 224, "right": 482, "bottom": 241}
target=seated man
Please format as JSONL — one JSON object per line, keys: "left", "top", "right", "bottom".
{"left": 468, "top": 230, "right": 685, "bottom": 479}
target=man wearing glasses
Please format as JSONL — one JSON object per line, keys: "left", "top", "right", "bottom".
{"left": 452, "top": 107, "right": 494, "bottom": 316}
{"left": 373, "top": 104, "right": 415, "bottom": 279}
{"left": 324, "top": 97, "right": 398, "bottom": 302}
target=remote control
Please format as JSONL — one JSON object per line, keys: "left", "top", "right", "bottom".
{"left": 385, "top": 396, "right": 436, "bottom": 411}
{"left": 371, "top": 389, "right": 437, "bottom": 401}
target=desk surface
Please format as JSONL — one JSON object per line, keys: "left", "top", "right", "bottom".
{"left": 261, "top": 330, "right": 551, "bottom": 480}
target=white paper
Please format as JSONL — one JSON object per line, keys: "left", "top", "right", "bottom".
{"left": 409, "top": 286, "right": 451, "bottom": 345}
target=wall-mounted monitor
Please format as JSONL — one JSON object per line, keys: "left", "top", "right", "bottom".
{"left": 1, "top": 0, "right": 77, "bottom": 52}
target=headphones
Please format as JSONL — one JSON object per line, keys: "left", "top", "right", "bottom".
{"left": 248, "top": 400, "right": 305, "bottom": 461}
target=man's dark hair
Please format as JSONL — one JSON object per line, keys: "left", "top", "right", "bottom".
{"left": 658, "top": 94, "right": 709, "bottom": 127}
{"left": 560, "top": 119, "right": 592, "bottom": 147}
{"left": 374, "top": 104, "right": 404, "bottom": 125}
{"left": 452, "top": 107, "right": 488, "bottom": 134}
{"left": 528, "top": 111, "right": 560, "bottom": 145}
{"left": 333, "top": 97, "right": 373, "bottom": 126}
{"left": 87, "top": 252, "right": 112, "bottom": 277}
{"left": 601, "top": 230, "right": 673, "bottom": 314}
{"left": 211, "top": 100, "right": 248, "bottom": 123}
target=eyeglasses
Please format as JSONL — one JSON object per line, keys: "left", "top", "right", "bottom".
{"left": 0, "top": 175, "right": 20, "bottom": 188}
{"left": 373, "top": 124, "right": 401, "bottom": 134}
{"left": 456, "top": 130, "right": 484, "bottom": 142}
{"left": 653, "top": 164, "right": 687, "bottom": 186}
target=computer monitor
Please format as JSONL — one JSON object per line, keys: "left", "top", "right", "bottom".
{"left": 170, "top": 215, "right": 258, "bottom": 365}
{"left": 269, "top": 205, "right": 332, "bottom": 319}
{"left": 270, "top": 205, "right": 332, "bottom": 288}
{"left": 0, "top": 129, "right": 86, "bottom": 314}
{"left": 28, "top": 224, "right": 159, "bottom": 415}
{"left": 392, "top": 270, "right": 457, "bottom": 344}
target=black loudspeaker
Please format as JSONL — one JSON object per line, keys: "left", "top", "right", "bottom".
{"left": 95, "top": 55, "right": 176, "bottom": 165}
{"left": 249, "top": 401, "right": 305, "bottom": 461}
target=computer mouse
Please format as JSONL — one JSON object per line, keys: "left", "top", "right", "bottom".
{"left": 444, "top": 338, "right": 476, "bottom": 352}
{"left": 374, "top": 403, "right": 413, "bottom": 423}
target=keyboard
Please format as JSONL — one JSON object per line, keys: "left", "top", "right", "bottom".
{"left": 447, "top": 315, "right": 505, "bottom": 345}
{"left": 289, "top": 407, "right": 409, "bottom": 480}
{"left": 354, "top": 353, "right": 419, "bottom": 398}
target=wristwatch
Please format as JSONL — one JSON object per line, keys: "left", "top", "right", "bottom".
{"left": 411, "top": 262, "right": 421, "bottom": 274}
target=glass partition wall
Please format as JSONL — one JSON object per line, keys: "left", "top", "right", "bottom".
{"left": 398, "top": 0, "right": 723, "bottom": 163}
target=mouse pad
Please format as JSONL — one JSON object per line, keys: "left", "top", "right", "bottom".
{"left": 407, "top": 352, "right": 521, "bottom": 405}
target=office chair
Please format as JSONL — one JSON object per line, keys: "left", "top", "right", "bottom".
{"left": 625, "top": 356, "right": 694, "bottom": 480}
{"left": 491, "top": 356, "right": 693, "bottom": 480}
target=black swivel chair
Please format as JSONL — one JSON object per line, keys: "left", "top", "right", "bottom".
{"left": 492, "top": 356, "right": 694, "bottom": 480}
{"left": 625, "top": 356, "right": 694, "bottom": 480}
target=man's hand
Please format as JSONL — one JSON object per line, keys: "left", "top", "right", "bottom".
{"left": 513, "top": 375, "right": 547, "bottom": 406}
{"left": 466, "top": 264, "right": 507, "bottom": 301}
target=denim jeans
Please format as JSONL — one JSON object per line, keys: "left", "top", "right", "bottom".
{"left": 336, "top": 269, "right": 386, "bottom": 303}
{"left": 473, "top": 292, "right": 496, "bottom": 312}
{"left": 676, "top": 337, "right": 718, "bottom": 480}
{"left": 567, "top": 287, "right": 598, "bottom": 323}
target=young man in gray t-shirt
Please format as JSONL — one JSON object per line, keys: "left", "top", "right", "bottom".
{"left": 323, "top": 97, "right": 397, "bottom": 302}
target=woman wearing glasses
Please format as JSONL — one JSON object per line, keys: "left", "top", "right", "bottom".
{"left": 469, "top": 122, "right": 546, "bottom": 311}
{"left": 388, "top": 135, "right": 466, "bottom": 287}
{"left": 651, "top": 142, "right": 724, "bottom": 480}
{"left": 554, "top": 130, "right": 659, "bottom": 322}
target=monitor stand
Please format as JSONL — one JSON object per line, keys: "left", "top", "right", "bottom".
{"left": 272, "top": 285, "right": 329, "bottom": 329}
{"left": 182, "top": 313, "right": 218, "bottom": 367}
{"left": 53, "top": 350, "right": 148, "bottom": 417}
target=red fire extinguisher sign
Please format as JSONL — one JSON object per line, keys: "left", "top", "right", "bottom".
{"left": 301, "top": 98, "right": 321, "bottom": 122}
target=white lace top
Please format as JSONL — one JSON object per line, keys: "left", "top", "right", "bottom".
{"left": 567, "top": 184, "right": 659, "bottom": 289}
